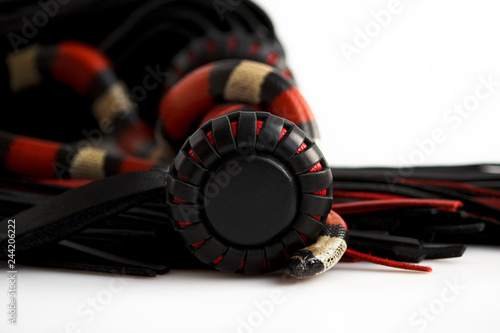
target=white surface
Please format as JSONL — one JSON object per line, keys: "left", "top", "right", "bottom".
{"left": 2, "top": 1, "right": 500, "bottom": 332}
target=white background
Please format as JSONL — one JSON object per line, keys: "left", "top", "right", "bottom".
{"left": 2, "top": 1, "right": 500, "bottom": 332}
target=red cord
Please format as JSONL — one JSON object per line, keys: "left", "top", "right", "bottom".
{"left": 398, "top": 178, "right": 500, "bottom": 198}
{"left": 344, "top": 248, "right": 432, "bottom": 272}
{"left": 333, "top": 190, "right": 405, "bottom": 201}
{"left": 332, "top": 199, "right": 463, "bottom": 215}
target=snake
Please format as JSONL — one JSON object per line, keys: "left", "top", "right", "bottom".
{"left": 2, "top": 0, "right": 497, "bottom": 283}
{"left": 1, "top": 17, "right": 436, "bottom": 277}
{"left": 2, "top": 35, "right": 351, "bottom": 277}
{"left": 159, "top": 55, "right": 346, "bottom": 277}
{"left": 4, "top": 41, "right": 156, "bottom": 158}
{"left": 286, "top": 210, "right": 348, "bottom": 279}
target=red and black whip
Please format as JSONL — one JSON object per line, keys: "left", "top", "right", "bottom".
{"left": 0, "top": 0, "right": 498, "bottom": 278}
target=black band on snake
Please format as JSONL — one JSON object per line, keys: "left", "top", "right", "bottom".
{"left": 0, "top": 0, "right": 498, "bottom": 280}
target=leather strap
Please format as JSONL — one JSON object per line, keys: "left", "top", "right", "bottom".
{"left": 0, "top": 169, "right": 167, "bottom": 259}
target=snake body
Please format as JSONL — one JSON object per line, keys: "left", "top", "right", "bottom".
{"left": 3, "top": 38, "right": 346, "bottom": 277}
{"left": 159, "top": 58, "right": 320, "bottom": 147}
{"left": 0, "top": 1, "right": 451, "bottom": 278}
{"left": 4, "top": 41, "right": 156, "bottom": 158}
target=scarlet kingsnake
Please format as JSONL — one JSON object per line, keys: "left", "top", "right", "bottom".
{"left": 0, "top": 14, "right": 349, "bottom": 278}
{"left": 0, "top": 0, "right": 498, "bottom": 279}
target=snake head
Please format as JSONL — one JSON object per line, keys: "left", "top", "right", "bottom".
{"left": 285, "top": 250, "right": 325, "bottom": 279}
